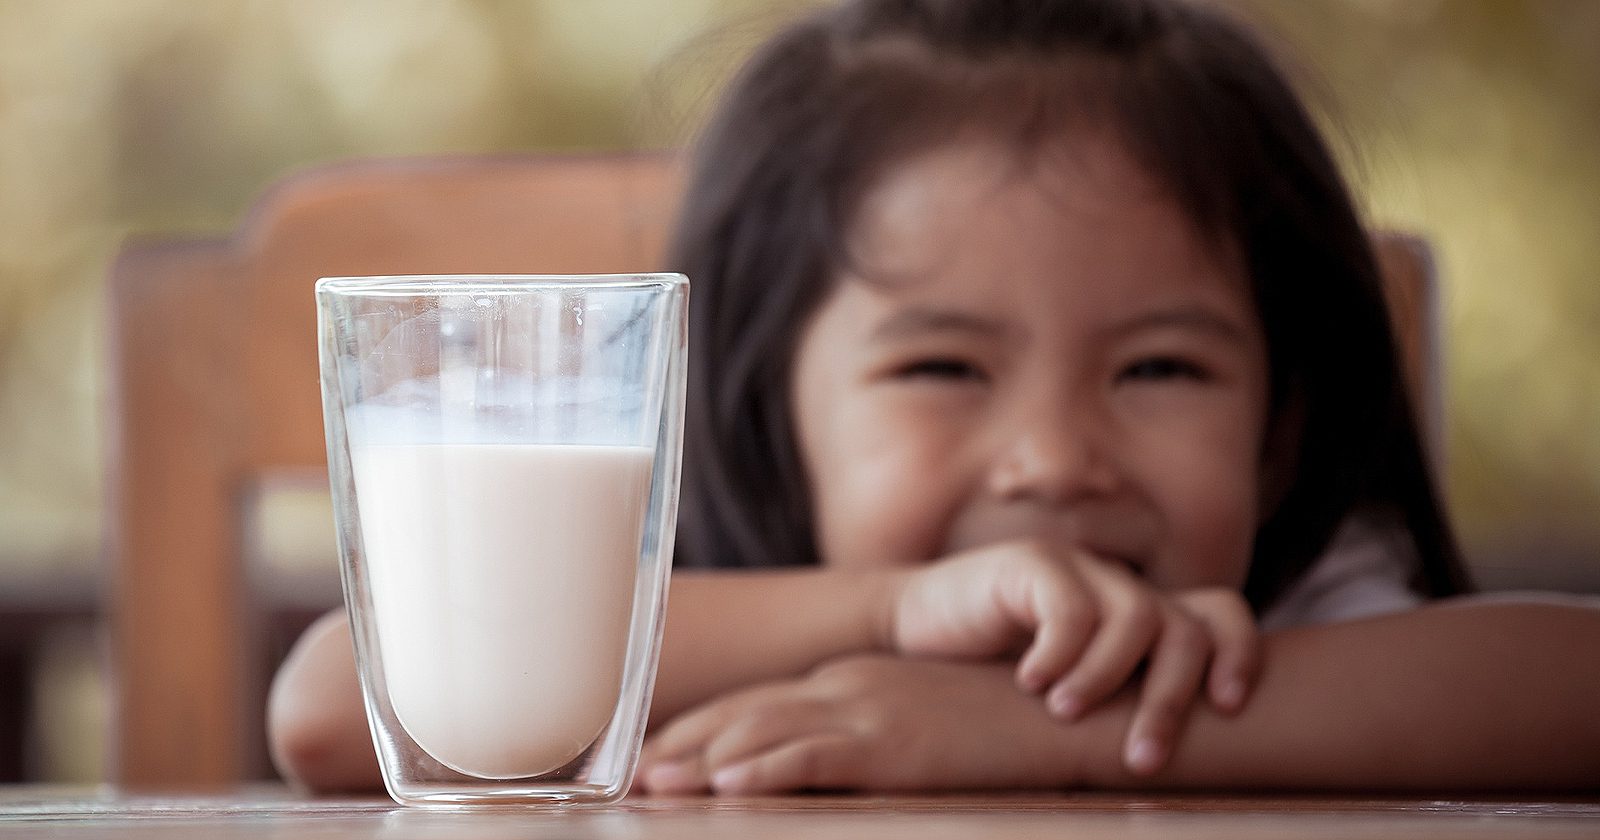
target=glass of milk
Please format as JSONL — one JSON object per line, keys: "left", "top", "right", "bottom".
{"left": 315, "top": 275, "right": 687, "bottom": 807}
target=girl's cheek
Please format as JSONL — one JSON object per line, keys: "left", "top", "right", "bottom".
{"left": 818, "top": 424, "right": 972, "bottom": 570}
{"left": 1136, "top": 432, "right": 1260, "bottom": 590}
{"left": 1175, "top": 494, "right": 1258, "bottom": 589}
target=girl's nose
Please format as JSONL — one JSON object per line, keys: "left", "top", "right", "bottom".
{"left": 986, "top": 406, "right": 1120, "bottom": 504}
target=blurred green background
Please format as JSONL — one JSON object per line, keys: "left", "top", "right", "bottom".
{"left": 0, "top": 0, "right": 1595, "bottom": 782}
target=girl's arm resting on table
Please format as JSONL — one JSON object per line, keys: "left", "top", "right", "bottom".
{"left": 651, "top": 568, "right": 901, "bottom": 723}
{"left": 267, "top": 569, "right": 901, "bottom": 791}
{"left": 642, "top": 599, "right": 1600, "bottom": 794}
{"left": 272, "top": 550, "right": 1256, "bottom": 791}
{"left": 1079, "top": 599, "right": 1600, "bottom": 790}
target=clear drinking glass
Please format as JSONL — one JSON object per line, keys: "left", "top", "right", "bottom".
{"left": 315, "top": 274, "right": 687, "bottom": 807}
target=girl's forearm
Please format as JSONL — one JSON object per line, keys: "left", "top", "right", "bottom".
{"left": 1073, "top": 601, "right": 1600, "bottom": 790}
{"left": 652, "top": 568, "right": 901, "bottom": 725}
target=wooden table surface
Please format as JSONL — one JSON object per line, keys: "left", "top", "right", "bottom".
{"left": 2, "top": 787, "right": 1598, "bottom": 839}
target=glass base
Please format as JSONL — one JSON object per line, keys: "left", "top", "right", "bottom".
{"left": 385, "top": 781, "right": 627, "bottom": 809}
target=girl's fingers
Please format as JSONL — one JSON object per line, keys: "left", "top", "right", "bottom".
{"left": 1176, "top": 588, "right": 1261, "bottom": 714}
{"left": 707, "top": 734, "right": 860, "bottom": 795}
{"left": 1013, "top": 558, "right": 1100, "bottom": 694}
{"left": 643, "top": 682, "right": 801, "bottom": 774}
{"left": 639, "top": 755, "right": 710, "bottom": 794}
{"left": 643, "top": 696, "right": 742, "bottom": 766}
{"left": 640, "top": 683, "right": 840, "bottom": 794}
{"left": 1044, "top": 563, "right": 1161, "bottom": 719}
{"left": 640, "top": 701, "right": 727, "bottom": 792}
{"left": 700, "top": 697, "right": 839, "bottom": 771}
{"left": 1120, "top": 607, "right": 1209, "bottom": 775}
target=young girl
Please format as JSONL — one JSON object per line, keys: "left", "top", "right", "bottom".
{"left": 270, "top": 0, "right": 1600, "bottom": 794}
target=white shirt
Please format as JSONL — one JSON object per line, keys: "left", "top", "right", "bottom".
{"left": 1259, "top": 520, "right": 1423, "bottom": 632}
{"left": 1258, "top": 519, "right": 1600, "bottom": 631}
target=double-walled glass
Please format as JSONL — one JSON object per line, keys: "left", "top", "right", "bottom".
{"left": 316, "top": 274, "right": 687, "bottom": 807}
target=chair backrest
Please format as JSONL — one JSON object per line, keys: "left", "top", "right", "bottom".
{"left": 104, "top": 152, "right": 1437, "bottom": 788}
{"left": 1374, "top": 232, "right": 1443, "bottom": 462}
{"left": 105, "top": 153, "right": 682, "bottom": 787}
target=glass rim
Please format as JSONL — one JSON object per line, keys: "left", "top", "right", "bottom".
{"left": 316, "top": 273, "right": 687, "bottom": 296}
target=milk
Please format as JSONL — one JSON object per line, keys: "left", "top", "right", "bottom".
{"left": 351, "top": 442, "right": 652, "bottom": 779}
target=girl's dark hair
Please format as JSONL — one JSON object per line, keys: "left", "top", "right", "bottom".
{"left": 666, "top": 0, "right": 1471, "bottom": 610}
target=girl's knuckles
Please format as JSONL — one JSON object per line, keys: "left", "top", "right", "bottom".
{"left": 811, "top": 658, "right": 888, "bottom": 692}
{"left": 1112, "top": 593, "right": 1162, "bottom": 633}
{"left": 1162, "top": 615, "right": 1209, "bottom": 654}
{"left": 1058, "top": 606, "right": 1100, "bottom": 639}
{"left": 733, "top": 706, "right": 803, "bottom": 739}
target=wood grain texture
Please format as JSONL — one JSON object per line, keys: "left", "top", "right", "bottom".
{"left": 3, "top": 789, "right": 1597, "bottom": 839}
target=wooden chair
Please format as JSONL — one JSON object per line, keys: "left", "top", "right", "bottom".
{"left": 1375, "top": 233, "right": 1444, "bottom": 462}
{"left": 105, "top": 152, "right": 682, "bottom": 787}
{"left": 103, "top": 151, "right": 1437, "bottom": 788}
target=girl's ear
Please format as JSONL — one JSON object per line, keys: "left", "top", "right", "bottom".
{"left": 1256, "top": 389, "right": 1305, "bottom": 524}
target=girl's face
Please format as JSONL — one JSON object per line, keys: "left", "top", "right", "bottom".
{"left": 791, "top": 136, "right": 1271, "bottom": 591}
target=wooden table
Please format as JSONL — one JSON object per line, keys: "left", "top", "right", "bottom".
{"left": 2, "top": 787, "right": 1598, "bottom": 839}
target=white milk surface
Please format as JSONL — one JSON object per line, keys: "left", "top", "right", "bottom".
{"left": 351, "top": 442, "right": 652, "bottom": 779}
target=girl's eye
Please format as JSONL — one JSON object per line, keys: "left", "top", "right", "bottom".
{"left": 893, "top": 358, "right": 987, "bottom": 382}
{"left": 1118, "top": 356, "right": 1209, "bottom": 383}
